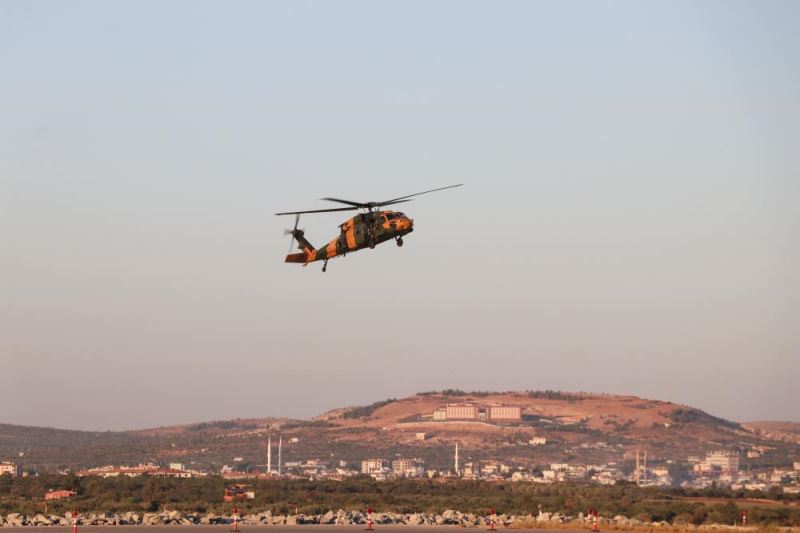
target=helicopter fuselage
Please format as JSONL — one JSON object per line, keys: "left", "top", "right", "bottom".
{"left": 286, "top": 210, "right": 413, "bottom": 266}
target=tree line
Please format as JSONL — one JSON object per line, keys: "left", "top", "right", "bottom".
{"left": 1, "top": 475, "right": 798, "bottom": 526}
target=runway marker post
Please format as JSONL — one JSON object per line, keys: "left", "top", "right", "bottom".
{"left": 488, "top": 509, "right": 497, "bottom": 531}
{"left": 365, "top": 507, "right": 374, "bottom": 531}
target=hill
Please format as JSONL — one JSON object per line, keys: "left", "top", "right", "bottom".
{"left": 1, "top": 391, "right": 798, "bottom": 473}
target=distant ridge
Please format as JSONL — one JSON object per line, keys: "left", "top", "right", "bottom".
{"left": 1, "top": 390, "right": 796, "bottom": 472}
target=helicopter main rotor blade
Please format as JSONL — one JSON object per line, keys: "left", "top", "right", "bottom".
{"left": 275, "top": 206, "right": 360, "bottom": 216}
{"left": 377, "top": 183, "right": 463, "bottom": 206}
{"left": 375, "top": 198, "right": 413, "bottom": 208}
{"left": 319, "top": 197, "right": 368, "bottom": 208}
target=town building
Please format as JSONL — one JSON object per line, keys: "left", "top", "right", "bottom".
{"left": 0, "top": 462, "right": 20, "bottom": 477}
{"left": 392, "top": 458, "right": 425, "bottom": 477}
{"left": 696, "top": 451, "right": 739, "bottom": 474}
{"left": 361, "top": 458, "right": 389, "bottom": 475}
{"left": 152, "top": 468, "right": 193, "bottom": 478}
{"left": 76, "top": 463, "right": 160, "bottom": 478}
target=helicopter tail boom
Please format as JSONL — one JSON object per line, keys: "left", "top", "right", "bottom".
{"left": 285, "top": 252, "right": 309, "bottom": 263}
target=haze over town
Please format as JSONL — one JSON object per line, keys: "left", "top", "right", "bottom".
{"left": 2, "top": 1, "right": 799, "bottom": 431}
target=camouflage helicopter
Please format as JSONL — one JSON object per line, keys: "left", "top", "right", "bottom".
{"left": 276, "top": 184, "right": 462, "bottom": 272}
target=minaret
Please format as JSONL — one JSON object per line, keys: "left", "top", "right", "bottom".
{"left": 267, "top": 435, "right": 272, "bottom": 474}
{"left": 454, "top": 442, "right": 459, "bottom": 476}
{"left": 643, "top": 450, "right": 648, "bottom": 485}
{"left": 278, "top": 435, "right": 282, "bottom": 476}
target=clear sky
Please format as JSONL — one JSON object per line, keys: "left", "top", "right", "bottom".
{"left": 2, "top": 1, "right": 798, "bottom": 431}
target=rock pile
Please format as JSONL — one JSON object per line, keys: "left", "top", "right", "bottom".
{"left": 0, "top": 510, "right": 739, "bottom": 528}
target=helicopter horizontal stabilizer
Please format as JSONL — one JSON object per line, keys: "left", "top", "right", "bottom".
{"left": 285, "top": 252, "right": 308, "bottom": 263}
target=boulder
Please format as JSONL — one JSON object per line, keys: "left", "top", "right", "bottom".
{"left": 8, "top": 514, "right": 27, "bottom": 527}
{"left": 407, "top": 513, "right": 423, "bottom": 525}
{"left": 142, "top": 512, "right": 161, "bottom": 525}
{"left": 31, "top": 514, "right": 52, "bottom": 526}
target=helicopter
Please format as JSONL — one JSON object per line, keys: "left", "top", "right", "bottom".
{"left": 276, "top": 184, "right": 462, "bottom": 272}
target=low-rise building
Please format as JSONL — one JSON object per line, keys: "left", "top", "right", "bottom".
{"left": 45, "top": 490, "right": 77, "bottom": 501}
{"left": 0, "top": 462, "right": 20, "bottom": 477}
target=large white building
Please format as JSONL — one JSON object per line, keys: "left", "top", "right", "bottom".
{"left": 487, "top": 405, "right": 522, "bottom": 421}
{"left": 433, "top": 403, "right": 522, "bottom": 422}
{"left": 445, "top": 404, "right": 479, "bottom": 420}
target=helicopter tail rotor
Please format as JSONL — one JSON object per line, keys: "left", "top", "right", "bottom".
{"left": 283, "top": 213, "right": 315, "bottom": 254}
{"left": 284, "top": 214, "right": 302, "bottom": 253}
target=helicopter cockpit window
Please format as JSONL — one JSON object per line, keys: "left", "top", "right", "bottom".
{"left": 385, "top": 213, "right": 396, "bottom": 220}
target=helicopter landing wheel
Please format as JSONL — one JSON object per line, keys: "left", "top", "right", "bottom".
{"left": 396, "top": 237, "right": 403, "bottom": 247}
{"left": 368, "top": 239, "right": 376, "bottom": 249}
{"left": 322, "top": 260, "right": 328, "bottom": 273}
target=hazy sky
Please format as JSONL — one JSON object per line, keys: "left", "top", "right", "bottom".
{"left": 2, "top": 1, "right": 798, "bottom": 431}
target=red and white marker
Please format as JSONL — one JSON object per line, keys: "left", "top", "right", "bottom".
{"left": 71, "top": 510, "right": 79, "bottom": 533}
{"left": 591, "top": 510, "right": 599, "bottom": 532}
{"left": 742, "top": 511, "right": 747, "bottom": 527}
{"left": 231, "top": 507, "right": 240, "bottom": 532}
{"left": 488, "top": 509, "right": 497, "bottom": 531}
{"left": 365, "top": 507, "right": 374, "bottom": 531}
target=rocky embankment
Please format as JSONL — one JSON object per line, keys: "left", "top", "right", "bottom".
{"left": 0, "top": 510, "right": 740, "bottom": 529}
